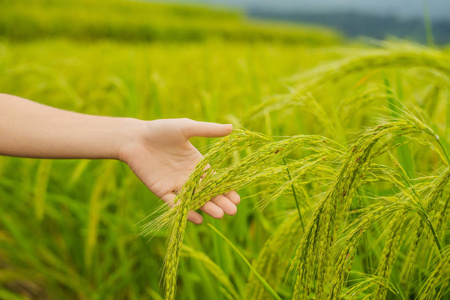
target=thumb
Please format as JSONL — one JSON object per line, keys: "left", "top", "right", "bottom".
{"left": 183, "top": 119, "right": 233, "bottom": 138}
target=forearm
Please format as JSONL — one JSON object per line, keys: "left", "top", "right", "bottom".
{"left": 0, "top": 94, "right": 143, "bottom": 159}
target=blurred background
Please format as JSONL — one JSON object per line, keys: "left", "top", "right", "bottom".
{"left": 0, "top": 0, "right": 449, "bottom": 299}
{"left": 179, "top": 0, "right": 450, "bottom": 44}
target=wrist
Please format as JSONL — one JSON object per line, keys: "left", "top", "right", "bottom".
{"left": 116, "top": 118, "right": 147, "bottom": 162}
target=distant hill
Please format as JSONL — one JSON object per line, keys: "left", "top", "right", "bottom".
{"left": 175, "top": 0, "right": 450, "bottom": 21}
{"left": 246, "top": 9, "right": 450, "bottom": 45}
{"left": 156, "top": 0, "right": 449, "bottom": 45}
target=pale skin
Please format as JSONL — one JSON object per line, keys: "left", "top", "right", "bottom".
{"left": 0, "top": 93, "right": 240, "bottom": 224}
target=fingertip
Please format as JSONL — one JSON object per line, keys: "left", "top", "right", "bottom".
{"left": 184, "top": 120, "right": 233, "bottom": 138}
{"left": 215, "top": 123, "right": 233, "bottom": 138}
{"left": 200, "top": 202, "right": 225, "bottom": 219}
{"left": 214, "top": 208, "right": 225, "bottom": 219}
{"left": 225, "top": 191, "right": 241, "bottom": 205}
{"left": 188, "top": 211, "right": 203, "bottom": 225}
{"left": 211, "top": 194, "right": 238, "bottom": 216}
{"left": 193, "top": 218, "right": 203, "bottom": 225}
{"left": 224, "top": 124, "right": 233, "bottom": 133}
{"left": 226, "top": 204, "right": 237, "bottom": 216}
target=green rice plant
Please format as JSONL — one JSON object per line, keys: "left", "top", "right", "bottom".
{"left": 245, "top": 44, "right": 450, "bottom": 126}
{"left": 207, "top": 223, "right": 282, "bottom": 300}
{"left": 33, "top": 159, "right": 52, "bottom": 222}
{"left": 2, "top": 2, "right": 450, "bottom": 297}
{"left": 0, "top": 29, "right": 347, "bottom": 298}
{"left": 0, "top": 0, "right": 341, "bottom": 45}
{"left": 290, "top": 118, "right": 437, "bottom": 298}
{"left": 418, "top": 247, "right": 450, "bottom": 300}
{"left": 246, "top": 212, "right": 303, "bottom": 300}
{"left": 85, "top": 161, "right": 117, "bottom": 271}
{"left": 142, "top": 129, "right": 344, "bottom": 299}
{"left": 181, "top": 245, "right": 241, "bottom": 300}
{"left": 398, "top": 167, "right": 450, "bottom": 295}
{"left": 373, "top": 211, "right": 407, "bottom": 300}
{"left": 329, "top": 203, "right": 403, "bottom": 299}
{"left": 142, "top": 112, "right": 449, "bottom": 299}
{"left": 340, "top": 272, "right": 399, "bottom": 300}
{"left": 131, "top": 40, "right": 450, "bottom": 299}
{"left": 163, "top": 160, "right": 208, "bottom": 300}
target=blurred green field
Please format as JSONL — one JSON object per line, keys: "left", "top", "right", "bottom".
{"left": 0, "top": 0, "right": 341, "bottom": 44}
{"left": 0, "top": 0, "right": 450, "bottom": 300}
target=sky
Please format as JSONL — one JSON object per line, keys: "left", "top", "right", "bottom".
{"left": 165, "top": 0, "right": 450, "bottom": 20}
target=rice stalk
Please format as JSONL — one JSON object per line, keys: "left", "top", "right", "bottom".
{"left": 246, "top": 46, "right": 450, "bottom": 122}
{"left": 329, "top": 203, "right": 406, "bottom": 299}
{"left": 181, "top": 245, "right": 241, "bottom": 300}
{"left": 290, "top": 116, "right": 441, "bottom": 300}
{"left": 85, "top": 162, "right": 115, "bottom": 270}
{"left": 417, "top": 247, "right": 450, "bottom": 300}
{"left": 136, "top": 47, "right": 450, "bottom": 300}
{"left": 33, "top": 159, "right": 52, "bottom": 222}
{"left": 246, "top": 212, "right": 303, "bottom": 300}
{"left": 163, "top": 159, "right": 208, "bottom": 300}
{"left": 207, "top": 224, "right": 282, "bottom": 300}
{"left": 373, "top": 211, "right": 407, "bottom": 300}
{"left": 340, "top": 272, "right": 399, "bottom": 300}
{"left": 143, "top": 130, "right": 342, "bottom": 300}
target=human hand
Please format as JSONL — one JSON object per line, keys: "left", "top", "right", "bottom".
{"left": 118, "top": 118, "right": 240, "bottom": 224}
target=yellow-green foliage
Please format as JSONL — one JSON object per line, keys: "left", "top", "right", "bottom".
{"left": 143, "top": 44, "right": 450, "bottom": 299}
{"left": 0, "top": 0, "right": 450, "bottom": 300}
{"left": 0, "top": 0, "right": 341, "bottom": 44}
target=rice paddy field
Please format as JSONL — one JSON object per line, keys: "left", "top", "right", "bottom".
{"left": 0, "top": 0, "right": 450, "bottom": 299}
